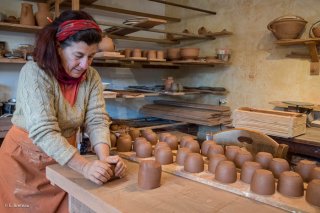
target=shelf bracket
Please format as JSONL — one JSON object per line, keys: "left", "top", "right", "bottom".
{"left": 305, "top": 41, "right": 319, "bottom": 75}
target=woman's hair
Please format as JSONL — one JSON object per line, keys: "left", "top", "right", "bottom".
{"left": 33, "top": 10, "right": 102, "bottom": 78}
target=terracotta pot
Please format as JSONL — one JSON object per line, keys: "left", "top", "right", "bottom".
{"left": 154, "top": 142, "right": 170, "bottom": 156}
{"left": 110, "top": 132, "right": 117, "bottom": 147}
{"left": 129, "top": 127, "right": 140, "bottom": 141}
{"left": 35, "top": 3, "right": 52, "bottom": 27}
{"left": 310, "top": 167, "right": 320, "bottom": 180}
{"left": 167, "top": 48, "right": 180, "bottom": 60}
{"left": 255, "top": 152, "right": 273, "bottom": 169}
{"left": 184, "top": 153, "right": 204, "bottom": 173}
{"left": 20, "top": 3, "right": 35, "bottom": 26}
{"left": 277, "top": 171, "right": 304, "bottom": 197}
{"left": 133, "top": 137, "right": 148, "bottom": 152}
{"left": 164, "top": 135, "right": 178, "bottom": 150}
{"left": 124, "top": 48, "right": 131, "bottom": 58}
{"left": 306, "top": 179, "right": 320, "bottom": 207}
{"left": 176, "top": 147, "right": 191, "bottom": 166}
{"left": 156, "top": 50, "right": 164, "bottom": 59}
{"left": 138, "top": 160, "right": 162, "bottom": 190}
{"left": 98, "top": 36, "right": 115, "bottom": 52}
{"left": 240, "top": 161, "right": 262, "bottom": 184}
{"left": 201, "top": 140, "right": 217, "bottom": 156}
{"left": 180, "top": 48, "right": 200, "bottom": 60}
{"left": 184, "top": 139, "right": 200, "bottom": 153}
{"left": 144, "top": 132, "right": 158, "bottom": 145}
{"left": 295, "top": 160, "right": 317, "bottom": 182}
{"left": 208, "top": 154, "right": 226, "bottom": 174}
{"left": 147, "top": 50, "right": 156, "bottom": 60}
{"left": 154, "top": 147, "right": 173, "bottom": 165}
{"left": 136, "top": 141, "right": 152, "bottom": 158}
{"left": 250, "top": 169, "right": 275, "bottom": 195}
{"left": 215, "top": 161, "right": 237, "bottom": 183}
{"left": 132, "top": 48, "right": 141, "bottom": 57}
{"left": 159, "top": 132, "right": 171, "bottom": 142}
{"left": 225, "top": 145, "right": 240, "bottom": 161}
{"left": 180, "top": 135, "right": 194, "bottom": 147}
{"left": 234, "top": 150, "right": 253, "bottom": 168}
{"left": 207, "top": 145, "right": 224, "bottom": 159}
{"left": 116, "top": 134, "right": 132, "bottom": 152}
{"left": 269, "top": 158, "right": 290, "bottom": 179}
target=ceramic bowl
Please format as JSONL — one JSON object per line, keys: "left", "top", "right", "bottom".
{"left": 207, "top": 144, "right": 224, "bottom": 159}
{"left": 167, "top": 48, "right": 181, "bottom": 60}
{"left": 135, "top": 141, "right": 152, "bottom": 158}
{"left": 201, "top": 140, "right": 217, "bottom": 156}
{"left": 154, "top": 146, "right": 173, "bottom": 165}
{"left": 225, "top": 145, "right": 240, "bottom": 161}
{"left": 310, "top": 167, "right": 320, "bottom": 180}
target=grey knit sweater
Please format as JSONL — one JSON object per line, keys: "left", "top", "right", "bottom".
{"left": 12, "top": 61, "right": 111, "bottom": 165}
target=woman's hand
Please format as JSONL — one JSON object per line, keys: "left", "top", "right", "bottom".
{"left": 103, "top": 155, "right": 127, "bottom": 178}
{"left": 82, "top": 160, "right": 113, "bottom": 185}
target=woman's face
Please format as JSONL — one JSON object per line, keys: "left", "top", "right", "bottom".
{"left": 58, "top": 41, "right": 98, "bottom": 78}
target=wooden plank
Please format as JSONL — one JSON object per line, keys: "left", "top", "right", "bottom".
{"left": 275, "top": 38, "right": 320, "bottom": 46}
{"left": 0, "top": 22, "right": 41, "bottom": 33}
{"left": 0, "top": 58, "right": 27, "bottom": 64}
{"left": 108, "top": 34, "right": 178, "bottom": 44}
{"left": 153, "top": 100, "right": 230, "bottom": 112}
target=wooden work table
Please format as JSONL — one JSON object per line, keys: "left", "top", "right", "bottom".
{"left": 46, "top": 156, "right": 285, "bottom": 213}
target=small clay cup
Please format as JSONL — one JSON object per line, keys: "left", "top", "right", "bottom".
{"left": 132, "top": 48, "right": 142, "bottom": 57}
{"left": 310, "top": 167, "right": 320, "bottom": 180}
{"left": 184, "top": 139, "right": 200, "bottom": 153}
{"left": 164, "top": 135, "right": 178, "bottom": 150}
{"left": 234, "top": 150, "right": 253, "bottom": 168}
{"left": 156, "top": 50, "right": 164, "bottom": 59}
{"left": 133, "top": 137, "right": 148, "bottom": 152}
{"left": 176, "top": 147, "right": 192, "bottom": 166}
{"left": 225, "top": 146, "right": 240, "bottom": 161}
{"left": 124, "top": 48, "right": 131, "bottom": 58}
{"left": 277, "top": 171, "right": 304, "bottom": 197}
{"left": 240, "top": 161, "right": 262, "bottom": 184}
{"left": 207, "top": 144, "right": 224, "bottom": 159}
{"left": 141, "top": 128, "right": 154, "bottom": 137}
{"left": 215, "top": 161, "right": 237, "bottom": 183}
{"left": 116, "top": 134, "right": 132, "bottom": 152}
{"left": 180, "top": 135, "right": 194, "bottom": 148}
{"left": 154, "top": 142, "right": 170, "bottom": 155}
{"left": 136, "top": 141, "right": 152, "bottom": 158}
{"left": 138, "top": 160, "right": 162, "bottom": 190}
{"left": 129, "top": 127, "right": 140, "bottom": 141}
{"left": 269, "top": 158, "right": 290, "bottom": 179}
{"left": 201, "top": 140, "right": 217, "bottom": 156}
{"left": 255, "top": 152, "right": 273, "bottom": 169}
{"left": 144, "top": 132, "right": 158, "bottom": 145}
{"left": 184, "top": 153, "right": 204, "bottom": 173}
{"left": 250, "top": 169, "right": 275, "bottom": 195}
{"left": 295, "top": 160, "right": 317, "bottom": 182}
{"left": 208, "top": 154, "right": 226, "bottom": 174}
{"left": 155, "top": 147, "right": 173, "bottom": 165}
{"left": 159, "top": 132, "right": 171, "bottom": 142}
{"left": 147, "top": 50, "right": 156, "bottom": 60}
{"left": 306, "top": 179, "right": 320, "bottom": 207}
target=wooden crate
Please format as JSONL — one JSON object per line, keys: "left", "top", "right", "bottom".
{"left": 232, "top": 107, "right": 306, "bottom": 138}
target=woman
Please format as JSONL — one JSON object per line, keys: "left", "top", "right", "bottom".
{"left": 0, "top": 10, "right": 126, "bottom": 212}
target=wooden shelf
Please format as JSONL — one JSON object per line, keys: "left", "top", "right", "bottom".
{"left": 0, "top": 22, "right": 42, "bottom": 33}
{"left": 0, "top": 58, "right": 27, "bottom": 64}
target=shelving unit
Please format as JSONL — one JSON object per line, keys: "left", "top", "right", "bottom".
{"left": 0, "top": 22, "right": 42, "bottom": 33}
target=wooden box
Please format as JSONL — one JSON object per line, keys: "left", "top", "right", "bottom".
{"left": 232, "top": 107, "right": 306, "bottom": 138}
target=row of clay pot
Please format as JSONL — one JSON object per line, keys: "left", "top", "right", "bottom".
{"left": 122, "top": 48, "right": 165, "bottom": 60}
{"left": 20, "top": 3, "right": 53, "bottom": 27}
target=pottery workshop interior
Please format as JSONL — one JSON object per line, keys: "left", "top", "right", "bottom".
{"left": 0, "top": 0, "right": 320, "bottom": 212}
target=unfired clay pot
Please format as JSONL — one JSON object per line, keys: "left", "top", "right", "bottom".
{"left": 225, "top": 146, "right": 240, "bottom": 161}
{"left": 234, "top": 150, "right": 253, "bottom": 168}
{"left": 240, "top": 161, "right": 262, "bottom": 184}
{"left": 180, "top": 135, "right": 194, "bottom": 148}
{"left": 133, "top": 137, "right": 148, "bottom": 152}
{"left": 35, "top": 2, "right": 53, "bottom": 27}
{"left": 132, "top": 48, "right": 141, "bottom": 57}
{"left": 20, "top": 3, "right": 35, "bottom": 26}
{"left": 180, "top": 48, "right": 200, "bottom": 60}
{"left": 154, "top": 142, "right": 170, "bottom": 155}
{"left": 215, "top": 161, "right": 237, "bottom": 183}
{"left": 136, "top": 141, "right": 152, "bottom": 158}
{"left": 306, "top": 179, "right": 320, "bottom": 207}
{"left": 208, "top": 154, "right": 226, "bottom": 174}
{"left": 255, "top": 152, "right": 273, "bottom": 169}
{"left": 164, "top": 135, "right": 178, "bottom": 150}
{"left": 207, "top": 144, "right": 224, "bottom": 159}
{"left": 167, "top": 48, "right": 181, "bottom": 60}
{"left": 156, "top": 50, "right": 164, "bottom": 59}
{"left": 250, "top": 169, "right": 275, "bottom": 195}
{"left": 129, "top": 128, "right": 141, "bottom": 141}
{"left": 110, "top": 133, "right": 117, "bottom": 147}
{"left": 176, "top": 147, "right": 192, "bottom": 166}
{"left": 184, "top": 153, "right": 204, "bottom": 173}
{"left": 141, "top": 128, "right": 153, "bottom": 137}
{"left": 277, "top": 171, "right": 304, "bottom": 197}
{"left": 295, "top": 160, "right": 317, "bottom": 182}
{"left": 147, "top": 50, "right": 156, "bottom": 60}
{"left": 310, "top": 167, "right": 320, "bottom": 180}
{"left": 159, "top": 132, "right": 171, "bottom": 142}
{"left": 201, "top": 140, "right": 217, "bottom": 156}
{"left": 269, "top": 158, "right": 290, "bottom": 179}
{"left": 144, "top": 132, "right": 158, "bottom": 145}
{"left": 138, "top": 160, "right": 162, "bottom": 190}
{"left": 117, "top": 134, "right": 132, "bottom": 152}
{"left": 184, "top": 139, "right": 200, "bottom": 153}
{"left": 155, "top": 147, "right": 173, "bottom": 165}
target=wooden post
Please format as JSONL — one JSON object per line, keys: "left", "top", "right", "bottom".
{"left": 305, "top": 41, "right": 319, "bottom": 75}
{"left": 72, "top": 0, "right": 80, "bottom": 10}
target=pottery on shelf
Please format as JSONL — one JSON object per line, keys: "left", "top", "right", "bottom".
{"left": 225, "top": 145, "right": 240, "bottom": 161}
{"left": 234, "top": 150, "right": 253, "bottom": 168}
{"left": 147, "top": 50, "right": 156, "bottom": 60}
{"left": 201, "top": 140, "right": 217, "bottom": 156}
{"left": 124, "top": 48, "right": 131, "bottom": 58}
{"left": 20, "top": 3, "right": 35, "bottom": 26}
{"left": 116, "top": 134, "right": 132, "bottom": 152}
{"left": 180, "top": 48, "right": 200, "bottom": 60}
{"left": 255, "top": 152, "right": 273, "bottom": 169}
{"left": 164, "top": 134, "right": 178, "bottom": 150}
{"left": 138, "top": 160, "right": 162, "bottom": 190}
{"left": 277, "top": 171, "right": 304, "bottom": 197}
{"left": 208, "top": 154, "right": 226, "bottom": 174}
{"left": 154, "top": 146, "right": 173, "bottom": 165}
{"left": 184, "top": 139, "right": 201, "bottom": 153}
{"left": 240, "top": 161, "right": 262, "bottom": 184}
{"left": 180, "top": 135, "right": 194, "bottom": 148}
{"left": 176, "top": 147, "right": 192, "bottom": 166}
{"left": 250, "top": 169, "right": 275, "bottom": 195}
{"left": 306, "top": 179, "right": 320, "bottom": 207}
{"left": 184, "top": 153, "right": 204, "bottom": 173}
{"left": 132, "top": 48, "right": 142, "bottom": 57}
{"left": 310, "top": 167, "right": 320, "bottom": 180}
{"left": 215, "top": 160, "right": 237, "bottom": 184}
{"left": 135, "top": 141, "right": 152, "bottom": 158}
{"left": 156, "top": 50, "right": 164, "bottom": 59}
{"left": 207, "top": 144, "right": 224, "bottom": 159}
{"left": 295, "top": 160, "right": 317, "bottom": 182}
{"left": 35, "top": 2, "right": 53, "bottom": 27}
{"left": 167, "top": 48, "right": 181, "bottom": 60}
{"left": 269, "top": 158, "right": 290, "bottom": 179}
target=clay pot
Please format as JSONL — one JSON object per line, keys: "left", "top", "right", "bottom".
{"left": 141, "top": 128, "right": 153, "bottom": 137}
{"left": 234, "top": 150, "right": 253, "bottom": 168}
{"left": 144, "top": 132, "right": 158, "bottom": 145}
{"left": 184, "top": 139, "right": 200, "bottom": 153}
{"left": 159, "top": 132, "right": 171, "bottom": 142}
{"left": 269, "top": 158, "right": 290, "bottom": 179}
{"left": 110, "top": 132, "right": 117, "bottom": 147}
{"left": 138, "top": 160, "right": 162, "bottom": 190}
{"left": 208, "top": 154, "right": 226, "bottom": 174}
{"left": 133, "top": 137, "right": 148, "bottom": 151}
{"left": 215, "top": 161, "right": 237, "bottom": 183}
{"left": 240, "top": 161, "right": 262, "bottom": 184}
{"left": 255, "top": 152, "right": 273, "bottom": 169}
{"left": 250, "top": 169, "right": 275, "bottom": 195}
{"left": 154, "top": 147, "right": 173, "bottom": 165}
{"left": 116, "top": 134, "right": 132, "bottom": 152}
{"left": 176, "top": 147, "right": 192, "bottom": 166}
{"left": 136, "top": 141, "right": 152, "bottom": 158}
{"left": 180, "top": 48, "right": 200, "bottom": 60}
{"left": 154, "top": 142, "right": 170, "bottom": 155}
{"left": 98, "top": 36, "right": 115, "bottom": 52}
{"left": 147, "top": 50, "right": 156, "bottom": 60}
{"left": 295, "top": 160, "right": 317, "bottom": 182}
{"left": 310, "top": 167, "right": 320, "bottom": 180}
{"left": 306, "top": 179, "right": 320, "bottom": 207}
{"left": 207, "top": 145, "right": 224, "bottom": 159}
{"left": 35, "top": 3, "right": 53, "bottom": 27}
{"left": 277, "top": 171, "right": 304, "bottom": 197}
{"left": 180, "top": 135, "right": 194, "bottom": 147}
{"left": 132, "top": 48, "right": 141, "bottom": 57}
{"left": 225, "top": 146, "right": 240, "bottom": 161}
{"left": 167, "top": 48, "right": 181, "bottom": 60}
{"left": 124, "top": 48, "right": 131, "bottom": 58}
{"left": 110, "top": 124, "right": 119, "bottom": 131}
{"left": 163, "top": 76, "right": 174, "bottom": 92}
{"left": 129, "top": 128, "right": 140, "bottom": 141}
{"left": 164, "top": 135, "right": 178, "bottom": 150}
{"left": 184, "top": 153, "right": 204, "bottom": 173}
{"left": 20, "top": 3, "right": 35, "bottom": 26}
{"left": 201, "top": 140, "right": 217, "bottom": 156}
{"left": 156, "top": 50, "right": 164, "bottom": 59}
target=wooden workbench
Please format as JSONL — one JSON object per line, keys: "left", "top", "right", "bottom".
{"left": 46, "top": 156, "right": 285, "bottom": 213}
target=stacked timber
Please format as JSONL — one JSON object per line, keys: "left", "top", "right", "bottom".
{"left": 140, "top": 100, "right": 232, "bottom": 126}
{"left": 232, "top": 107, "right": 307, "bottom": 138}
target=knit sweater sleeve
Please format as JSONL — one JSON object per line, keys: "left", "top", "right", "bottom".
{"left": 15, "top": 62, "right": 77, "bottom": 165}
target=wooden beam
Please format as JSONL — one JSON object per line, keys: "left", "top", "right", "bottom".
{"left": 305, "top": 41, "right": 320, "bottom": 75}
{"left": 149, "top": 0, "right": 216, "bottom": 15}
{"left": 71, "top": 0, "right": 80, "bottom": 10}
{"left": 108, "top": 34, "right": 178, "bottom": 44}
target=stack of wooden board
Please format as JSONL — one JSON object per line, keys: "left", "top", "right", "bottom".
{"left": 140, "top": 100, "right": 231, "bottom": 126}
{"left": 232, "top": 107, "right": 307, "bottom": 138}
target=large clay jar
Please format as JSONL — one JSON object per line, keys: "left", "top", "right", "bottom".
{"left": 208, "top": 154, "right": 226, "bottom": 174}
{"left": 215, "top": 161, "right": 237, "bottom": 183}
{"left": 277, "top": 171, "right": 304, "bottom": 197}
{"left": 180, "top": 135, "right": 194, "bottom": 148}
{"left": 20, "top": 3, "right": 35, "bottom": 26}
{"left": 116, "top": 134, "right": 132, "bottom": 152}
{"left": 98, "top": 36, "right": 115, "bottom": 52}
{"left": 295, "top": 160, "right": 317, "bottom": 182}
{"left": 240, "top": 161, "right": 262, "bottom": 184}
{"left": 306, "top": 179, "right": 320, "bottom": 207}
{"left": 225, "top": 146, "right": 240, "bottom": 161}
{"left": 207, "top": 144, "right": 224, "bottom": 159}
{"left": 255, "top": 152, "right": 273, "bottom": 169}
{"left": 164, "top": 135, "right": 178, "bottom": 150}
{"left": 310, "top": 167, "right": 320, "bottom": 180}
{"left": 234, "top": 150, "right": 253, "bottom": 168}
{"left": 201, "top": 140, "right": 217, "bottom": 156}
{"left": 250, "top": 169, "right": 275, "bottom": 195}
{"left": 176, "top": 147, "right": 191, "bottom": 166}
{"left": 155, "top": 147, "right": 173, "bottom": 165}
{"left": 269, "top": 158, "right": 290, "bottom": 179}
{"left": 184, "top": 153, "right": 204, "bottom": 173}
{"left": 133, "top": 137, "right": 148, "bottom": 152}
{"left": 35, "top": 2, "right": 52, "bottom": 27}
{"left": 184, "top": 139, "right": 200, "bottom": 153}
{"left": 129, "top": 127, "right": 141, "bottom": 141}
{"left": 138, "top": 160, "right": 162, "bottom": 190}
